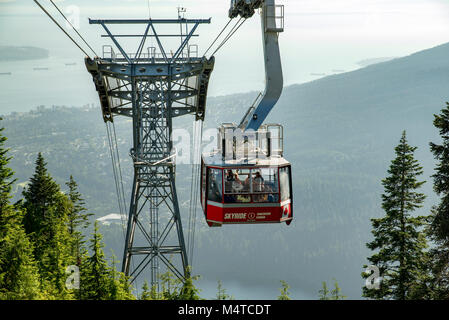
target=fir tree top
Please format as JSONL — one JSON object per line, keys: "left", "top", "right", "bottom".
{"left": 65, "top": 175, "right": 91, "bottom": 233}
{"left": 22, "top": 153, "right": 60, "bottom": 208}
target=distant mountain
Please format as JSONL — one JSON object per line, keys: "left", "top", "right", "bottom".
{"left": 2, "top": 42, "right": 449, "bottom": 299}
{"left": 0, "top": 46, "right": 49, "bottom": 61}
{"left": 356, "top": 56, "right": 397, "bottom": 67}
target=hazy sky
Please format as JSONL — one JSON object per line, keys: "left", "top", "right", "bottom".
{"left": 1, "top": 0, "right": 449, "bottom": 111}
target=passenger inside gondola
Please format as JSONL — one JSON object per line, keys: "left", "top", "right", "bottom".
{"left": 253, "top": 171, "right": 264, "bottom": 192}
{"left": 225, "top": 169, "right": 233, "bottom": 181}
{"left": 221, "top": 168, "right": 280, "bottom": 204}
{"left": 235, "top": 170, "right": 250, "bottom": 202}
{"left": 254, "top": 168, "right": 278, "bottom": 203}
{"left": 207, "top": 168, "right": 222, "bottom": 203}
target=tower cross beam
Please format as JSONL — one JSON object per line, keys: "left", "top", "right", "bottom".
{"left": 89, "top": 18, "right": 212, "bottom": 24}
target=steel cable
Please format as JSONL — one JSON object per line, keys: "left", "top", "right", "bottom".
{"left": 33, "top": 0, "right": 91, "bottom": 58}
{"left": 203, "top": 18, "right": 233, "bottom": 57}
{"left": 187, "top": 120, "right": 203, "bottom": 267}
{"left": 105, "top": 122, "right": 127, "bottom": 240}
{"left": 49, "top": 0, "right": 99, "bottom": 57}
{"left": 111, "top": 122, "right": 128, "bottom": 218}
{"left": 189, "top": 122, "right": 202, "bottom": 267}
{"left": 210, "top": 17, "right": 247, "bottom": 57}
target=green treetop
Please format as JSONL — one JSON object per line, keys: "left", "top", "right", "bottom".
{"left": 79, "top": 221, "right": 134, "bottom": 300}
{"left": 277, "top": 280, "right": 291, "bottom": 300}
{"left": 21, "top": 153, "right": 75, "bottom": 298}
{"left": 363, "top": 131, "right": 428, "bottom": 300}
{"left": 65, "top": 175, "right": 92, "bottom": 262}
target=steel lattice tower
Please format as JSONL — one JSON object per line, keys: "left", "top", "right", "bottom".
{"left": 85, "top": 17, "right": 214, "bottom": 288}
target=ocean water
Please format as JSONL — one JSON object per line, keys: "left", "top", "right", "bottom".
{"left": 0, "top": 53, "right": 362, "bottom": 116}
{"left": 0, "top": 56, "right": 99, "bottom": 115}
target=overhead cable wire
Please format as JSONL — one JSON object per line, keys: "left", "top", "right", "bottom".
{"left": 189, "top": 129, "right": 202, "bottom": 267}
{"left": 105, "top": 122, "right": 127, "bottom": 240}
{"left": 187, "top": 120, "right": 203, "bottom": 267}
{"left": 49, "top": 0, "right": 99, "bottom": 57}
{"left": 207, "top": 17, "right": 242, "bottom": 57}
{"left": 211, "top": 17, "right": 247, "bottom": 57}
{"left": 187, "top": 130, "right": 196, "bottom": 263}
{"left": 203, "top": 18, "right": 233, "bottom": 57}
{"left": 33, "top": 0, "right": 91, "bottom": 58}
{"left": 111, "top": 121, "right": 128, "bottom": 216}
{"left": 105, "top": 123, "right": 125, "bottom": 235}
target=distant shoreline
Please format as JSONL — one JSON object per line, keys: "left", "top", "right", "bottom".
{"left": 357, "top": 57, "right": 396, "bottom": 67}
{"left": 0, "top": 46, "right": 49, "bottom": 62}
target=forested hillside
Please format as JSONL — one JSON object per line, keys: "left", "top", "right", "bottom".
{"left": 3, "top": 42, "right": 449, "bottom": 298}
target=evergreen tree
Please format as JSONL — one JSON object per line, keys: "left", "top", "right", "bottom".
{"left": 0, "top": 207, "right": 42, "bottom": 300}
{"left": 74, "top": 243, "right": 90, "bottom": 300}
{"left": 330, "top": 279, "right": 346, "bottom": 300}
{"left": 277, "top": 280, "right": 291, "bottom": 300}
{"left": 22, "top": 153, "right": 61, "bottom": 222}
{"left": 66, "top": 175, "right": 91, "bottom": 235}
{"left": 319, "top": 279, "right": 346, "bottom": 300}
{"left": 140, "top": 280, "right": 162, "bottom": 300}
{"left": 318, "top": 282, "right": 330, "bottom": 300}
{"left": 159, "top": 268, "right": 181, "bottom": 300}
{"left": 65, "top": 175, "right": 92, "bottom": 263}
{"left": 178, "top": 272, "right": 201, "bottom": 300}
{"left": 363, "top": 131, "right": 428, "bottom": 300}
{"left": 0, "top": 121, "right": 15, "bottom": 211}
{"left": 108, "top": 254, "right": 134, "bottom": 300}
{"left": 38, "top": 204, "right": 76, "bottom": 299}
{"left": 80, "top": 221, "right": 111, "bottom": 300}
{"left": 114, "top": 271, "right": 135, "bottom": 300}
{"left": 428, "top": 102, "right": 449, "bottom": 299}
{"left": 154, "top": 267, "right": 201, "bottom": 300}
{"left": 79, "top": 222, "right": 134, "bottom": 300}
{"left": 140, "top": 280, "right": 153, "bottom": 300}
{"left": 21, "top": 153, "right": 75, "bottom": 298}
{"left": 22, "top": 153, "right": 66, "bottom": 256}
{"left": 216, "top": 280, "right": 234, "bottom": 300}
{"left": 0, "top": 123, "right": 42, "bottom": 299}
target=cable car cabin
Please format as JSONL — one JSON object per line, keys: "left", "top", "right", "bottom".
{"left": 200, "top": 123, "right": 293, "bottom": 227}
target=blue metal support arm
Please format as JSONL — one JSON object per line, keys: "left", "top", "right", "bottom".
{"left": 234, "top": 0, "right": 284, "bottom": 132}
